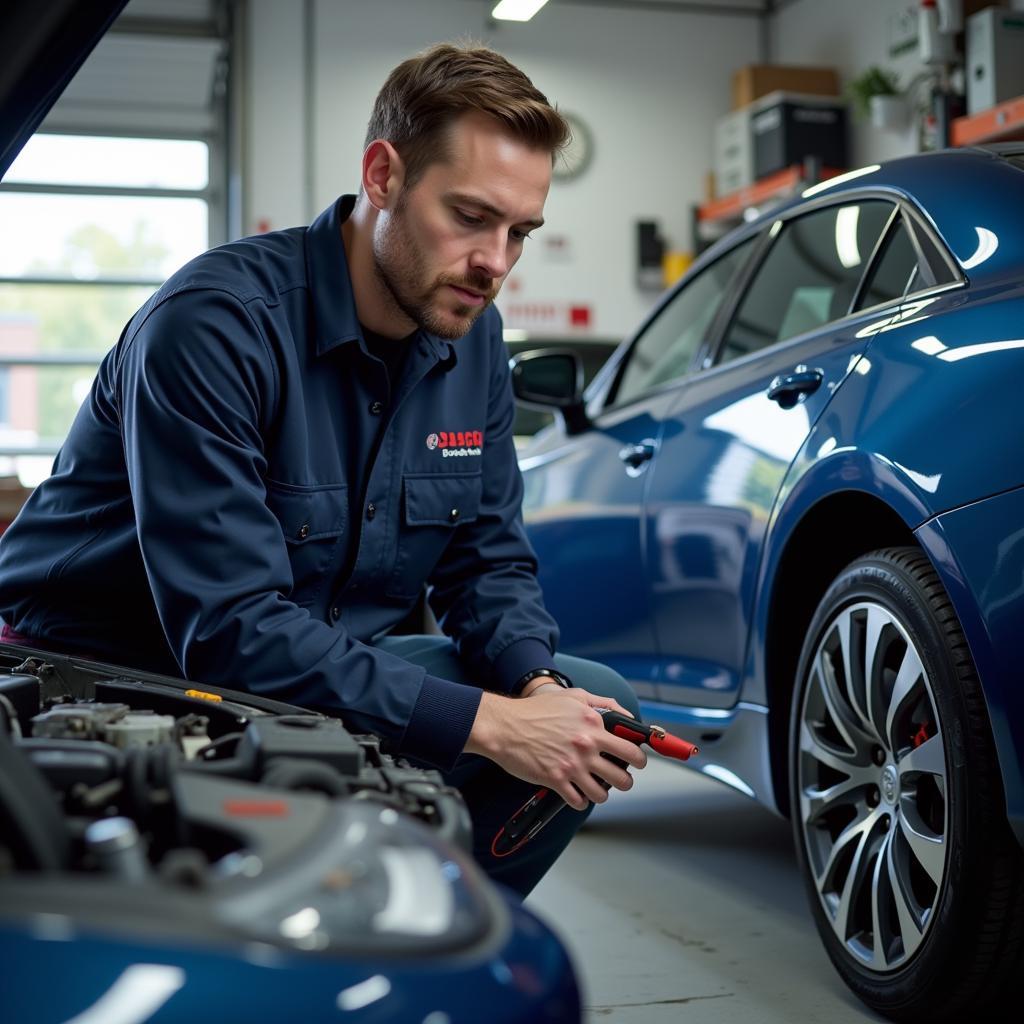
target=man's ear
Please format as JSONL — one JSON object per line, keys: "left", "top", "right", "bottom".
{"left": 361, "top": 140, "right": 406, "bottom": 211}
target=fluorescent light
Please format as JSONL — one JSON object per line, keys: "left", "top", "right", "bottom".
{"left": 701, "top": 764, "right": 756, "bottom": 798}
{"left": 939, "top": 338, "right": 1024, "bottom": 362}
{"left": 279, "top": 906, "right": 320, "bottom": 940}
{"left": 802, "top": 164, "right": 880, "bottom": 199}
{"left": 492, "top": 0, "right": 550, "bottom": 21}
{"left": 337, "top": 976, "right": 392, "bottom": 1013}
{"left": 62, "top": 965, "right": 185, "bottom": 1024}
{"left": 908, "top": 335, "right": 1024, "bottom": 363}
{"left": 835, "top": 205, "right": 861, "bottom": 268}
{"left": 912, "top": 335, "right": 947, "bottom": 356}
{"left": 961, "top": 226, "right": 998, "bottom": 270}
{"left": 894, "top": 461, "right": 941, "bottom": 493}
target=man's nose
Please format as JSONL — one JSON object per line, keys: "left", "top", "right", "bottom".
{"left": 470, "top": 232, "right": 510, "bottom": 280}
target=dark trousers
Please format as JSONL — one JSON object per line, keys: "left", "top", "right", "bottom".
{"left": 373, "top": 635, "right": 640, "bottom": 899}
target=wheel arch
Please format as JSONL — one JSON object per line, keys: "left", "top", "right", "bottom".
{"left": 763, "top": 490, "right": 916, "bottom": 818}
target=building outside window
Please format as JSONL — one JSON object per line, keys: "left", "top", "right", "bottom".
{"left": 0, "top": 134, "right": 212, "bottom": 488}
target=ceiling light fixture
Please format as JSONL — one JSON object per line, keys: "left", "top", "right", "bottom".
{"left": 492, "top": 0, "right": 551, "bottom": 22}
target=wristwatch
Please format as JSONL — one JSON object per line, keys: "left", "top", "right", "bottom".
{"left": 515, "top": 667, "right": 573, "bottom": 693}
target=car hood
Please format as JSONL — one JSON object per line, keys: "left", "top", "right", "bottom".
{"left": 0, "top": 0, "right": 127, "bottom": 180}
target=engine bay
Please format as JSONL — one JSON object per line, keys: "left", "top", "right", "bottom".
{"left": 0, "top": 644, "right": 490, "bottom": 957}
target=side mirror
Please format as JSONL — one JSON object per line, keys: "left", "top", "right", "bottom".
{"left": 509, "top": 349, "right": 591, "bottom": 434}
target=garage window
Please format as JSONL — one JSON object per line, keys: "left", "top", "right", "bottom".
{"left": 0, "top": 133, "right": 210, "bottom": 486}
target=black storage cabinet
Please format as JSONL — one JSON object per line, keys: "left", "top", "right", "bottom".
{"left": 752, "top": 96, "right": 848, "bottom": 179}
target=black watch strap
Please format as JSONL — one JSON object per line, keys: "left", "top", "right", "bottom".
{"left": 515, "top": 667, "right": 572, "bottom": 692}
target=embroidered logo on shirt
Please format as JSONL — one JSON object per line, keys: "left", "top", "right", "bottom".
{"left": 426, "top": 430, "right": 484, "bottom": 457}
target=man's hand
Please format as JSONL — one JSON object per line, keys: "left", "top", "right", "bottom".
{"left": 464, "top": 688, "right": 648, "bottom": 810}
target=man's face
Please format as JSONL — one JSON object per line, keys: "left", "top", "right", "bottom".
{"left": 372, "top": 111, "right": 551, "bottom": 340}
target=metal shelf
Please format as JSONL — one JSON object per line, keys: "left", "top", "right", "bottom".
{"left": 952, "top": 95, "right": 1024, "bottom": 147}
{"left": 698, "top": 165, "right": 846, "bottom": 226}
{"left": 692, "top": 163, "right": 846, "bottom": 253}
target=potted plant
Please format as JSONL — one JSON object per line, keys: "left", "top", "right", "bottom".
{"left": 847, "top": 66, "right": 907, "bottom": 130}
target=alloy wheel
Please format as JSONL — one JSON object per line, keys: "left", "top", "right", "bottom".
{"left": 797, "top": 600, "right": 948, "bottom": 972}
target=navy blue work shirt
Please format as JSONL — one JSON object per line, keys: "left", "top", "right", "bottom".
{"left": 0, "top": 196, "right": 559, "bottom": 769}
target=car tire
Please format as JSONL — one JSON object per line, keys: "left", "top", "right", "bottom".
{"left": 789, "top": 546, "right": 1024, "bottom": 1020}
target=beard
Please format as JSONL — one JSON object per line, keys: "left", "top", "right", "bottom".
{"left": 371, "top": 197, "right": 496, "bottom": 340}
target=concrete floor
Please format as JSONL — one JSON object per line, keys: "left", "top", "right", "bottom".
{"left": 528, "top": 756, "right": 886, "bottom": 1024}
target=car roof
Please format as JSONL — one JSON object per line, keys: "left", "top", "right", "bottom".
{"left": 0, "top": 0, "right": 128, "bottom": 181}
{"left": 718, "top": 147, "right": 1024, "bottom": 282}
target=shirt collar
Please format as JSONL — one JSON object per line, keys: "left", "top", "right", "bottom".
{"left": 305, "top": 195, "right": 458, "bottom": 368}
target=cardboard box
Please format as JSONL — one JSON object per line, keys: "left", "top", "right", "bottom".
{"left": 751, "top": 92, "right": 848, "bottom": 180}
{"left": 732, "top": 64, "right": 839, "bottom": 110}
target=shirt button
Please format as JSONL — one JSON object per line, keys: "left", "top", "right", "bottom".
{"left": 369, "top": 400, "right": 384, "bottom": 415}
{"left": 298, "top": 524, "right": 310, "bottom": 540}
{"left": 329, "top": 606, "right": 340, "bottom": 622}
{"left": 448, "top": 508, "right": 459, "bottom": 522}
{"left": 366, "top": 502, "right": 377, "bottom": 521}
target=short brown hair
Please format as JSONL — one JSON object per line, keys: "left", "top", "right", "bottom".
{"left": 365, "top": 42, "right": 570, "bottom": 188}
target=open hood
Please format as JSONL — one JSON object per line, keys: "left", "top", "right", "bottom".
{"left": 0, "top": 0, "right": 128, "bottom": 180}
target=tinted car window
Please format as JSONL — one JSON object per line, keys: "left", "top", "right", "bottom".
{"left": 906, "top": 216, "right": 958, "bottom": 288}
{"left": 856, "top": 217, "right": 918, "bottom": 310}
{"left": 719, "top": 201, "right": 894, "bottom": 365}
{"left": 614, "top": 238, "right": 754, "bottom": 406}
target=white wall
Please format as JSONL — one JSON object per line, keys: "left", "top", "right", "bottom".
{"left": 769, "top": 0, "right": 924, "bottom": 166}
{"left": 246, "top": 0, "right": 761, "bottom": 338}
{"left": 246, "top": 0, "right": 307, "bottom": 234}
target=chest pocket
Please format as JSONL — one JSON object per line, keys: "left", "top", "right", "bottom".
{"left": 266, "top": 482, "right": 348, "bottom": 605}
{"left": 386, "top": 472, "right": 482, "bottom": 599}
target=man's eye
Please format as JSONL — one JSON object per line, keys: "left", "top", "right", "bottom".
{"left": 455, "top": 209, "right": 483, "bottom": 227}
{"left": 511, "top": 229, "right": 533, "bottom": 242}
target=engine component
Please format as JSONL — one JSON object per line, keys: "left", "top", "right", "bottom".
{"left": 31, "top": 702, "right": 130, "bottom": 740}
{"left": 31, "top": 702, "right": 177, "bottom": 750}
{"left": 84, "top": 816, "right": 149, "bottom": 881}
{"left": 18, "top": 738, "right": 124, "bottom": 790}
{"left": 103, "top": 711, "right": 177, "bottom": 750}
{"left": 234, "top": 715, "right": 364, "bottom": 776}
{"left": 0, "top": 644, "right": 472, "bottom": 905}
{"left": 0, "top": 674, "right": 40, "bottom": 734}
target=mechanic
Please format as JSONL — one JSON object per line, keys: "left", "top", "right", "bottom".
{"left": 0, "top": 42, "right": 645, "bottom": 897}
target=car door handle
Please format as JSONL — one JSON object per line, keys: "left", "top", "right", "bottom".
{"left": 767, "top": 367, "right": 824, "bottom": 408}
{"left": 618, "top": 440, "right": 657, "bottom": 473}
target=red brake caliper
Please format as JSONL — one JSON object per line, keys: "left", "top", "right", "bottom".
{"left": 912, "top": 722, "right": 930, "bottom": 748}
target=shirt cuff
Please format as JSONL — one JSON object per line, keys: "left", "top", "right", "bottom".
{"left": 493, "top": 637, "right": 555, "bottom": 694}
{"left": 399, "top": 673, "right": 483, "bottom": 771}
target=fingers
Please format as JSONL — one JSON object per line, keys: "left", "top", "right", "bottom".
{"left": 591, "top": 757, "right": 633, "bottom": 792}
{"left": 603, "top": 732, "right": 648, "bottom": 769}
{"left": 555, "top": 780, "right": 590, "bottom": 811}
{"left": 568, "top": 689, "right": 635, "bottom": 719}
{"left": 563, "top": 691, "right": 647, "bottom": 769}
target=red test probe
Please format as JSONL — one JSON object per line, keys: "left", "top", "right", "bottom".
{"left": 491, "top": 708, "right": 699, "bottom": 858}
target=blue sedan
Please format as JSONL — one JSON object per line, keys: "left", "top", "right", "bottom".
{"left": 513, "top": 144, "right": 1024, "bottom": 1021}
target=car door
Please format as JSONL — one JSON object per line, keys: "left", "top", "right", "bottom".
{"left": 521, "top": 238, "right": 756, "bottom": 697}
{"left": 643, "top": 198, "right": 901, "bottom": 707}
